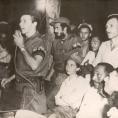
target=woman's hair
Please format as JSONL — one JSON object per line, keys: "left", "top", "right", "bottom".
{"left": 79, "top": 64, "right": 94, "bottom": 78}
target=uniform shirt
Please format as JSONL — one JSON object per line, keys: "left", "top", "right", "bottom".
{"left": 15, "top": 31, "right": 48, "bottom": 79}
{"left": 76, "top": 87, "right": 108, "bottom": 118}
{"left": 55, "top": 74, "right": 89, "bottom": 109}
{"left": 93, "top": 40, "right": 118, "bottom": 68}
{"left": 52, "top": 34, "right": 80, "bottom": 73}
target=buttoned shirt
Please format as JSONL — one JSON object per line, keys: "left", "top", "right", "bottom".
{"left": 52, "top": 34, "right": 80, "bottom": 73}
{"left": 76, "top": 87, "right": 108, "bottom": 118}
{"left": 55, "top": 75, "right": 89, "bottom": 109}
{"left": 93, "top": 40, "right": 118, "bottom": 68}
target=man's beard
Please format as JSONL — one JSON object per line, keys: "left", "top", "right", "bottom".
{"left": 54, "top": 32, "right": 65, "bottom": 40}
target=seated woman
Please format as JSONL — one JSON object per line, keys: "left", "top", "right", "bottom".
{"left": 81, "top": 34, "right": 101, "bottom": 65}
{"left": 48, "top": 57, "right": 90, "bottom": 118}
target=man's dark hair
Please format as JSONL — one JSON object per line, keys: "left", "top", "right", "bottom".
{"left": 106, "top": 14, "right": 118, "bottom": 24}
{"left": 79, "top": 25, "right": 92, "bottom": 33}
{"left": 97, "top": 62, "right": 114, "bottom": 76}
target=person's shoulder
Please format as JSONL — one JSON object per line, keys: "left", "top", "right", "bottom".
{"left": 87, "top": 51, "right": 95, "bottom": 55}
{"left": 101, "top": 40, "right": 110, "bottom": 46}
{"left": 98, "top": 40, "right": 110, "bottom": 51}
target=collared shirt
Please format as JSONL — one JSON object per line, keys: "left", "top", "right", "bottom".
{"left": 15, "top": 31, "right": 48, "bottom": 79}
{"left": 93, "top": 40, "right": 118, "bottom": 68}
{"left": 76, "top": 87, "right": 108, "bottom": 118}
{"left": 55, "top": 75, "right": 89, "bottom": 109}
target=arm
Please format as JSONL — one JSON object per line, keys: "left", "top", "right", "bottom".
{"left": 13, "top": 30, "right": 44, "bottom": 70}
{"left": 20, "top": 48, "right": 43, "bottom": 70}
{"left": 1, "top": 74, "right": 15, "bottom": 88}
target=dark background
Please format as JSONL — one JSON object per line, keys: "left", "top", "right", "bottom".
{"left": 0, "top": 0, "right": 117, "bottom": 23}
{"left": 0, "top": 0, "right": 118, "bottom": 38}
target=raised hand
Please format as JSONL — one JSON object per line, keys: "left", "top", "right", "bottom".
{"left": 13, "top": 30, "right": 24, "bottom": 49}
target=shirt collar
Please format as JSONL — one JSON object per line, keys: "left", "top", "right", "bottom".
{"left": 25, "top": 31, "right": 40, "bottom": 43}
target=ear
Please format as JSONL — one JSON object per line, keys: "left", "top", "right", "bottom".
{"left": 33, "top": 21, "right": 37, "bottom": 27}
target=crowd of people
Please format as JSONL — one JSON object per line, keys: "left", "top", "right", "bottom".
{"left": 0, "top": 11, "right": 118, "bottom": 118}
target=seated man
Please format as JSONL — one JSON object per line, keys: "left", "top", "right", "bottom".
{"left": 76, "top": 62, "right": 113, "bottom": 118}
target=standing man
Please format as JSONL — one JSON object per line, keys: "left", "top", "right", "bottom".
{"left": 47, "top": 17, "right": 81, "bottom": 109}
{"left": 1, "top": 12, "right": 49, "bottom": 114}
{"left": 71, "top": 22, "right": 93, "bottom": 64}
{"left": 52, "top": 17, "right": 81, "bottom": 87}
{"left": 93, "top": 14, "right": 118, "bottom": 68}
{"left": 77, "top": 22, "right": 92, "bottom": 60}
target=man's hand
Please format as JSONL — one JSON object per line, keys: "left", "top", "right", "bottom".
{"left": 1, "top": 78, "right": 11, "bottom": 88}
{"left": 13, "top": 30, "right": 24, "bottom": 49}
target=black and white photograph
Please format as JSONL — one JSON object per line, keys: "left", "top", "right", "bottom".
{"left": 0, "top": 0, "right": 118, "bottom": 118}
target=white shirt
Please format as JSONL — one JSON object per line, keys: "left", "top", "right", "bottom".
{"left": 15, "top": 110, "right": 46, "bottom": 118}
{"left": 81, "top": 51, "right": 95, "bottom": 65}
{"left": 55, "top": 75, "right": 90, "bottom": 109}
{"left": 76, "top": 87, "right": 108, "bottom": 118}
{"left": 93, "top": 40, "right": 118, "bottom": 68}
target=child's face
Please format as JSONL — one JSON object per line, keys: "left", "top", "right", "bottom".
{"left": 66, "top": 59, "right": 78, "bottom": 75}
{"left": 91, "top": 37, "right": 101, "bottom": 52}
{"left": 104, "top": 70, "right": 118, "bottom": 95}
